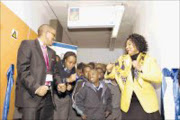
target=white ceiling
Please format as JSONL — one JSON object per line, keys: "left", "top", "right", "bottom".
{"left": 47, "top": 1, "right": 139, "bottom": 49}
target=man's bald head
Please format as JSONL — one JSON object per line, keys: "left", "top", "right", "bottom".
{"left": 38, "top": 24, "right": 55, "bottom": 37}
{"left": 38, "top": 24, "right": 56, "bottom": 46}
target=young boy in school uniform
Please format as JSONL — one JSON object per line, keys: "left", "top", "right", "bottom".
{"left": 70, "top": 65, "right": 92, "bottom": 120}
{"left": 75, "top": 69, "right": 112, "bottom": 120}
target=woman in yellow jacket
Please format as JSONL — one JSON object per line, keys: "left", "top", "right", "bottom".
{"left": 105, "top": 33, "right": 162, "bottom": 120}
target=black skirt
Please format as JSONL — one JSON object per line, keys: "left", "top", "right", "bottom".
{"left": 122, "top": 92, "right": 162, "bottom": 120}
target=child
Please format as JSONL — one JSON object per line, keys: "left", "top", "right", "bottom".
{"left": 75, "top": 69, "right": 112, "bottom": 120}
{"left": 96, "top": 67, "right": 105, "bottom": 80}
{"left": 104, "top": 78, "right": 122, "bottom": 120}
{"left": 76, "top": 62, "right": 85, "bottom": 78}
{"left": 69, "top": 65, "right": 91, "bottom": 120}
{"left": 54, "top": 52, "right": 77, "bottom": 120}
{"left": 70, "top": 65, "right": 92, "bottom": 120}
{"left": 72, "top": 64, "right": 92, "bottom": 103}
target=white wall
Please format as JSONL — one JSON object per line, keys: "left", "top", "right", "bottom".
{"left": 133, "top": 1, "right": 179, "bottom": 114}
{"left": 77, "top": 48, "right": 125, "bottom": 64}
{"left": 133, "top": 1, "right": 179, "bottom": 69}
{"left": 2, "top": 1, "right": 125, "bottom": 64}
{"left": 2, "top": 1, "right": 56, "bottom": 33}
{"left": 76, "top": 1, "right": 179, "bottom": 66}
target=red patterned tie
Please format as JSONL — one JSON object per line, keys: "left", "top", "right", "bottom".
{"left": 42, "top": 45, "right": 50, "bottom": 86}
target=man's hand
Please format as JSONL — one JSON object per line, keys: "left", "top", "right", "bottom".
{"left": 105, "top": 111, "right": 111, "bottom": 118}
{"left": 57, "top": 83, "right": 66, "bottom": 93}
{"left": 66, "top": 84, "right": 72, "bottom": 91}
{"left": 35, "top": 85, "right": 49, "bottom": 96}
{"left": 81, "top": 115, "right": 87, "bottom": 120}
{"left": 67, "top": 74, "right": 76, "bottom": 83}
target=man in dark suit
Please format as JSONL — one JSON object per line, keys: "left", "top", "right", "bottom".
{"left": 15, "top": 24, "right": 61, "bottom": 120}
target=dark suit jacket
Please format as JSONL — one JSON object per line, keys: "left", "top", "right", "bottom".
{"left": 15, "top": 39, "right": 60, "bottom": 108}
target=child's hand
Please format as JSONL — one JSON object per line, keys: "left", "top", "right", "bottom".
{"left": 57, "top": 83, "right": 66, "bottom": 92}
{"left": 66, "top": 84, "right": 72, "bottom": 91}
{"left": 70, "top": 74, "right": 76, "bottom": 82}
{"left": 105, "top": 111, "right": 111, "bottom": 118}
{"left": 81, "top": 115, "right": 87, "bottom": 120}
{"left": 67, "top": 74, "right": 76, "bottom": 83}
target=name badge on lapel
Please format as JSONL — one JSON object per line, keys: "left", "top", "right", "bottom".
{"left": 45, "top": 74, "right": 53, "bottom": 82}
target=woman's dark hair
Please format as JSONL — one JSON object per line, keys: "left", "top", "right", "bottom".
{"left": 63, "top": 51, "right": 77, "bottom": 62}
{"left": 126, "top": 33, "right": 148, "bottom": 53}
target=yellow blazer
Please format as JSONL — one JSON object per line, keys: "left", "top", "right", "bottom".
{"left": 105, "top": 53, "right": 162, "bottom": 113}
